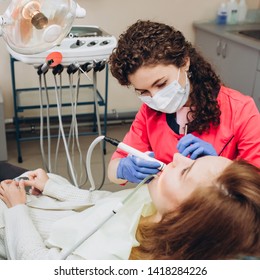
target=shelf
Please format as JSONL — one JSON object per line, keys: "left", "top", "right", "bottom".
{"left": 10, "top": 55, "right": 109, "bottom": 163}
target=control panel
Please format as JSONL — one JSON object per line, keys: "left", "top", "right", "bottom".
{"left": 7, "top": 25, "right": 117, "bottom": 66}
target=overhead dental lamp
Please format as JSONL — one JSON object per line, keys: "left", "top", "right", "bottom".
{"left": 0, "top": 0, "right": 86, "bottom": 55}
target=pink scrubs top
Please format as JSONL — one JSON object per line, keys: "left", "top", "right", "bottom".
{"left": 111, "top": 86, "right": 260, "bottom": 168}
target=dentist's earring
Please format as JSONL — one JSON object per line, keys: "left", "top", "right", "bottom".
{"left": 187, "top": 71, "right": 192, "bottom": 78}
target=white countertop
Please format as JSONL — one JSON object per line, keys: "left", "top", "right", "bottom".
{"left": 193, "top": 22, "right": 260, "bottom": 51}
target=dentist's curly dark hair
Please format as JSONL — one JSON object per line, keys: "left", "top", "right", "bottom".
{"left": 109, "top": 20, "right": 221, "bottom": 134}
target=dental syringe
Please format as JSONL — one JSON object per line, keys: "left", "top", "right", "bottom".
{"left": 104, "top": 136, "right": 166, "bottom": 171}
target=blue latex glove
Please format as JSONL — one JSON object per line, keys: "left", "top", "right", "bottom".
{"left": 117, "top": 152, "right": 161, "bottom": 183}
{"left": 177, "top": 134, "right": 217, "bottom": 160}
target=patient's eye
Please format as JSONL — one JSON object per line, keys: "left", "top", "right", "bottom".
{"left": 181, "top": 168, "right": 188, "bottom": 176}
{"left": 181, "top": 162, "right": 196, "bottom": 179}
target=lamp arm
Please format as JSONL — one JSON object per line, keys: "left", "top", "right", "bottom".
{"left": 0, "top": 15, "right": 12, "bottom": 26}
{"left": 76, "top": 3, "right": 86, "bottom": 18}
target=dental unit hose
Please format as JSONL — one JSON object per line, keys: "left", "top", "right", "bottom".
{"left": 52, "top": 69, "right": 79, "bottom": 187}
{"left": 86, "top": 135, "right": 166, "bottom": 192}
{"left": 59, "top": 174, "right": 155, "bottom": 260}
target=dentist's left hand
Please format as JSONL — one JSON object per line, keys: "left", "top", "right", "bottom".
{"left": 177, "top": 134, "right": 217, "bottom": 159}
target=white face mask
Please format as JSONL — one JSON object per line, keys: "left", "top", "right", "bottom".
{"left": 138, "top": 69, "right": 190, "bottom": 113}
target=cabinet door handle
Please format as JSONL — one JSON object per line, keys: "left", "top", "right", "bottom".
{"left": 222, "top": 42, "right": 227, "bottom": 58}
{"left": 216, "top": 40, "right": 221, "bottom": 56}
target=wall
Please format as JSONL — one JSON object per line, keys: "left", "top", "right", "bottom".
{"left": 0, "top": 0, "right": 259, "bottom": 121}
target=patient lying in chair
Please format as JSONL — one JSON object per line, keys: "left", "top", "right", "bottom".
{"left": 0, "top": 154, "right": 260, "bottom": 260}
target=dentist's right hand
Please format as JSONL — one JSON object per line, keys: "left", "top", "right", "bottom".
{"left": 117, "top": 153, "right": 161, "bottom": 183}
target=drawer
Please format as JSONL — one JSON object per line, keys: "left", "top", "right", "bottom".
{"left": 252, "top": 71, "right": 260, "bottom": 111}
{"left": 258, "top": 52, "right": 260, "bottom": 71}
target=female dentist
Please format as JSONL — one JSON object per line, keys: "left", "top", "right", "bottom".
{"left": 108, "top": 20, "right": 260, "bottom": 185}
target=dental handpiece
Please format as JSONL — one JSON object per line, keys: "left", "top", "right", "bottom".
{"left": 104, "top": 136, "right": 166, "bottom": 171}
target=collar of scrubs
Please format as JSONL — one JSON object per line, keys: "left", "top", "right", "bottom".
{"left": 45, "top": 186, "right": 155, "bottom": 260}
{"left": 176, "top": 106, "right": 190, "bottom": 134}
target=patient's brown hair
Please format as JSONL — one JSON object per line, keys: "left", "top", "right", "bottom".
{"left": 130, "top": 160, "right": 260, "bottom": 260}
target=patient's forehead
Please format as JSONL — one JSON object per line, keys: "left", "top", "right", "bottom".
{"left": 189, "top": 156, "right": 232, "bottom": 184}
{"left": 197, "top": 155, "right": 231, "bottom": 164}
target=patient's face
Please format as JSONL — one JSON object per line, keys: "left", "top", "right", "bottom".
{"left": 148, "top": 153, "right": 231, "bottom": 218}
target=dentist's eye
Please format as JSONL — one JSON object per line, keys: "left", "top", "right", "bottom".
{"left": 136, "top": 89, "right": 150, "bottom": 96}
{"left": 157, "top": 81, "right": 167, "bottom": 88}
{"left": 140, "top": 91, "right": 150, "bottom": 96}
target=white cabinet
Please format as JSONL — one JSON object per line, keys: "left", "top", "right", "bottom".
{"left": 194, "top": 28, "right": 259, "bottom": 97}
{"left": 252, "top": 58, "right": 260, "bottom": 110}
{"left": 252, "top": 71, "right": 260, "bottom": 110}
